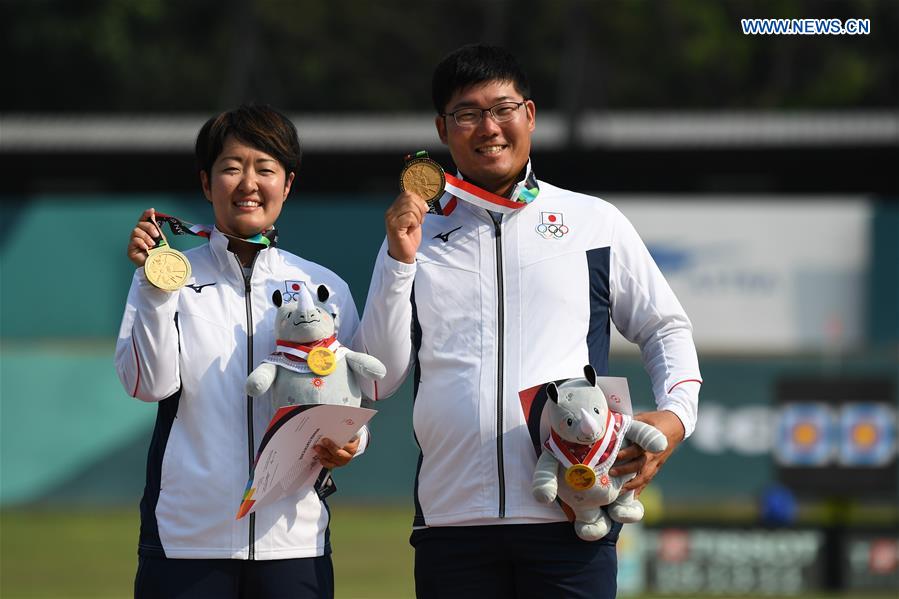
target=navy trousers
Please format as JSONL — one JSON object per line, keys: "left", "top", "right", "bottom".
{"left": 411, "top": 521, "right": 622, "bottom": 599}
{"left": 134, "top": 555, "right": 334, "bottom": 599}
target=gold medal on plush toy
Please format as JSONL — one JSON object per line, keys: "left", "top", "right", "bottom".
{"left": 144, "top": 213, "right": 191, "bottom": 291}
{"left": 307, "top": 347, "right": 337, "bottom": 376}
{"left": 400, "top": 152, "right": 445, "bottom": 207}
{"left": 564, "top": 464, "right": 596, "bottom": 491}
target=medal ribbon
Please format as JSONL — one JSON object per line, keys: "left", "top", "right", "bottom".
{"left": 153, "top": 212, "right": 278, "bottom": 248}
{"left": 546, "top": 411, "right": 631, "bottom": 473}
{"left": 274, "top": 336, "right": 339, "bottom": 361}
{"left": 406, "top": 150, "right": 539, "bottom": 215}
{"left": 444, "top": 175, "right": 525, "bottom": 214}
{"left": 262, "top": 336, "right": 345, "bottom": 375}
{"left": 546, "top": 410, "right": 612, "bottom": 470}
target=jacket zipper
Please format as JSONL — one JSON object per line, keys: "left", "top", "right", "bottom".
{"left": 491, "top": 213, "right": 506, "bottom": 518}
{"left": 240, "top": 259, "right": 257, "bottom": 560}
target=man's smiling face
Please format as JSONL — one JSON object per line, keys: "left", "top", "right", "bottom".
{"left": 435, "top": 80, "right": 535, "bottom": 196}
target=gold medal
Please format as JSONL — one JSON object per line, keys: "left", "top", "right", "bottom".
{"left": 144, "top": 213, "right": 191, "bottom": 291}
{"left": 307, "top": 347, "right": 337, "bottom": 376}
{"left": 400, "top": 157, "right": 446, "bottom": 205}
{"left": 564, "top": 464, "right": 596, "bottom": 491}
{"left": 144, "top": 246, "right": 191, "bottom": 291}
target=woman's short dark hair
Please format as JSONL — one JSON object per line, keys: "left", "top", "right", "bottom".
{"left": 431, "top": 44, "right": 531, "bottom": 114}
{"left": 195, "top": 104, "right": 301, "bottom": 177}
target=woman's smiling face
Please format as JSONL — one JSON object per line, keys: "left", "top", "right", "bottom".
{"left": 201, "top": 135, "right": 294, "bottom": 238}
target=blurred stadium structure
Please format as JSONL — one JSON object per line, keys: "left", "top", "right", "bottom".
{"left": 2, "top": 0, "right": 897, "bottom": 596}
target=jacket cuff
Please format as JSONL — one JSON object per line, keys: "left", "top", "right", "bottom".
{"left": 353, "top": 425, "right": 371, "bottom": 457}
{"left": 657, "top": 379, "right": 701, "bottom": 439}
{"left": 383, "top": 253, "right": 417, "bottom": 276}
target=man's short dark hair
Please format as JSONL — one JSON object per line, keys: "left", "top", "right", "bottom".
{"left": 431, "top": 44, "right": 531, "bottom": 114}
{"left": 195, "top": 104, "right": 301, "bottom": 177}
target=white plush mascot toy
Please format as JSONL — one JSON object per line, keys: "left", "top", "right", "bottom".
{"left": 532, "top": 365, "right": 668, "bottom": 541}
{"left": 245, "top": 282, "right": 386, "bottom": 409}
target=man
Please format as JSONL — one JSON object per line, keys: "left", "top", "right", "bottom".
{"left": 356, "top": 44, "right": 701, "bottom": 598}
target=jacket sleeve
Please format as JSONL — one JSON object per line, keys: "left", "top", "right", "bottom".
{"left": 608, "top": 208, "right": 702, "bottom": 437}
{"left": 333, "top": 278, "right": 361, "bottom": 346}
{"left": 329, "top": 279, "right": 373, "bottom": 453}
{"left": 352, "top": 240, "right": 417, "bottom": 400}
{"left": 114, "top": 269, "right": 182, "bottom": 402}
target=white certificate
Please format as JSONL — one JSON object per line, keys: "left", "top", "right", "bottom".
{"left": 237, "top": 403, "right": 376, "bottom": 519}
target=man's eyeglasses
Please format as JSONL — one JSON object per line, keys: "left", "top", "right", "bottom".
{"left": 442, "top": 100, "right": 528, "bottom": 128}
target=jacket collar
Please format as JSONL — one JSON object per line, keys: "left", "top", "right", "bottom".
{"left": 208, "top": 227, "right": 276, "bottom": 280}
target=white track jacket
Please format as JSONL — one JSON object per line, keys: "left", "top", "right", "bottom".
{"left": 115, "top": 228, "right": 359, "bottom": 559}
{"left": 357, "top": 174, "right": 702, "bottom": 527}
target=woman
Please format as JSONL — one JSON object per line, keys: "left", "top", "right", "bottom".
{"left": 116, "top": 104, "right": 360, "bottom": 598}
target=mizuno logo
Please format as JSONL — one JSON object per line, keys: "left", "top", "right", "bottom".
{"left": 433, "top": 226, "right": 462, "bottom": 243}
{"left": 186, "top": 283, "right": 216, "bottom": 293}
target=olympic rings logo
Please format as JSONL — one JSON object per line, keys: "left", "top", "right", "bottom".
{"left": 536, "top": 222, "right": 569, "bottom": 239}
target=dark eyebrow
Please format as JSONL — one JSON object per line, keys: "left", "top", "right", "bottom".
{"left": 448, "top": 96, "right": 517, "bottom": 112}
{"left": 219, "top": 156, "right": 277, "bottom": 164}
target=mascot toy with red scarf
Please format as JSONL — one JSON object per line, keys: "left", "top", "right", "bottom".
{"left": 532, "top": 365, "right": 667, "bottom": 541}
{"left": 245, "top": 283, "right": 385, "bottom": 410}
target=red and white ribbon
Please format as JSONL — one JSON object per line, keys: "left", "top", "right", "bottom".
{"left": 545, "top": 411, "right": 632, "bottom": 474}
{"left": 263, "top": 336, "right": 346, "bottom": 374}
{"left": 443, "top": 173, "right": 529, "bottom": 215}
{"left": 274, "top": 336, "right": 339, "bottom": 360}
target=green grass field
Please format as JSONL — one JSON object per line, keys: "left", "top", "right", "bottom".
{"left": 1, "top": 505, "right": 895, "bottom": 599}
{"left": 0, "top": 504, "right": 414, "bottom": 599}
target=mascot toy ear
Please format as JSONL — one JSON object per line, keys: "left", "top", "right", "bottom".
{"left": 272, "top": 289, "right": 283, "bottom": 307}
{"left": 547, "top": 382, "right": 560, "bottom": 404}
{"left": 317, "top": 285, "right": 330, "bottom": 303}
{"left": 583, "top": 365, "right": 598, "bottom": 387}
